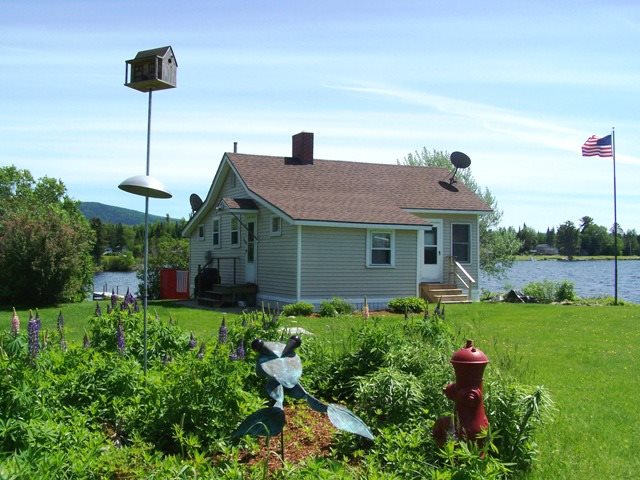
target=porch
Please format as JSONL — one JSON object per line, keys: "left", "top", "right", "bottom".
{"left": 195, "top": 256, "right": 257, "bottom": 307}
{"left": 420, "top": 256, "right": 476, "bottom": 304}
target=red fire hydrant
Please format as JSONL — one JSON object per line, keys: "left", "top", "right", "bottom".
{"left": 433, "top": 340, "right": 489, "bottom": 447}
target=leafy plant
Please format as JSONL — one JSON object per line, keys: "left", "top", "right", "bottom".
{"left": 282, "top": 301, "right": 314, "bottom": 317}
{"left": 387, "top": 297, "right": 427, "bottom": 314}
{"left": 319, "top": 297, "right": 353, "bottom": 317}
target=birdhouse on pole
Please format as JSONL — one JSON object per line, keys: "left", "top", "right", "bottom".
{"left": 125, "top": 46, "right": 177, "bottom": 92}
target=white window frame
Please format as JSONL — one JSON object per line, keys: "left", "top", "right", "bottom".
{"left": 366, "top": 229, "right": 395, "bottom": 267}
{"left": 197, "top": 224, "right": 205, "bottom": 241}
{"left": 212, "top": 217, "right": 220, "bottom": 248}
{"left": 270, "top": 216, "right": 282, "bottom": 236}
{"left": 230, "top": 217, "right": 240, "bottom": 247}
{"left": 451, "top": 223, "right": 471, "bottom": 264}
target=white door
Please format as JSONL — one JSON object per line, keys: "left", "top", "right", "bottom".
{"left": 420, "top": 221, "right": 443, "bottom": 282}
{"left": 245, "top": 216, "right": 257, "bottom": 283}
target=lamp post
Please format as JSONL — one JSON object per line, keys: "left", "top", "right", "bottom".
{"left": 119, "top": 47, "right": 177, "bottom": 375}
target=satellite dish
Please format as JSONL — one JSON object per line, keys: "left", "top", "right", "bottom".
{"left": 449, "top": 151, "right": 471, "bottom": 184}
{"left": 190, "top": 193, "right": 203, "bottom": 212}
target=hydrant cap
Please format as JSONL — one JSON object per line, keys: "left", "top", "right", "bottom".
{"left": 451, "top": 340, "right": 489, "bottom": 365}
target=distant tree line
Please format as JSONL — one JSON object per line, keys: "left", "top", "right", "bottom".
{"left": 515, "top": 216, "right": 638, "bottom": 258}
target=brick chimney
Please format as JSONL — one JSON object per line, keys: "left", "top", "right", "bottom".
{"left": 291, "top": 132, "right": 314, "bottom": 164}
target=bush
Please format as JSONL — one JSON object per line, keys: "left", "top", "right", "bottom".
{"left": 318, "top": 297, "right": 353, "bottom": 317}
{"left": 282, "top": 301, "right": 314, "bottom": 317}
{"left": 100, "top": 253, "right": 136, "bottom": 272}
{"left": 522, "top": 280, "right": 576, "bottom": 303}
{"left": 387, "top": 296, "right": 427, "bottom": 313}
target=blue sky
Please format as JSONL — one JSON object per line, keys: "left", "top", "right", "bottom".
{"left": 2, "top": 0, "right": 639, "bottom": 232}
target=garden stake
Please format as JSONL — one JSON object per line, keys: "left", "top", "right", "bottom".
{"left": 233, "top": 335, "right": 374, "bottom": 442}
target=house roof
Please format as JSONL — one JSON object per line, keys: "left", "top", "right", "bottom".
{"left": 226, "top": 153, "right": 492, "bottom": 226}
{"left": 221, "top": 197, "right": 259, "bottom": 211}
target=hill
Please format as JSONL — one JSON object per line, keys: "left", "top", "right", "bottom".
{"left": 79, "top": 202, "right": 170, "bottom": 225}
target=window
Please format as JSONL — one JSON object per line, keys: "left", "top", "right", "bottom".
{"left": 198, "top": 225, "right": 205, "bottom": 241}
{"left": 367, "top": 230, "right": 394, "bottom": 267}
{"left": 271, "top": 216, "right": 282, "bottom": 236}
{"left": 452, "top": 224, "right": 471, "bottom": 263}
{"left": 212, "top": 218, "right": 220, "bottom": 247}
{"left": 230, "top": 217, "right": 239, "bottom": 246}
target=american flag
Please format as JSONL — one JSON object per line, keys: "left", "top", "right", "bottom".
{"left": 582, "top": 135, "right": 613, "bottom": 157}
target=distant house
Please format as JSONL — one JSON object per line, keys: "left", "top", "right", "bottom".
{"left": 535, "top": 244, "right": 559, "bottom": 255}
{"left": 182, "top": 132, "right": 492, "bottom": 308}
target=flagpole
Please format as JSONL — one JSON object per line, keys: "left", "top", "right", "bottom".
{"left": 612, "top": 127, "right": 618, "bottom": 305}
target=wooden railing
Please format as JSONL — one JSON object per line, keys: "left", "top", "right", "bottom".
{"left": 447, "top": 256, "right": 476, "bottom": 297}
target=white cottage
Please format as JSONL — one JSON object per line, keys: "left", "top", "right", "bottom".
{"left": 182, "top": 132, "right": 492, "bottom": 308}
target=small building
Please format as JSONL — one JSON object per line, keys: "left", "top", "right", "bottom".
{"left": 535, "top": 244, "right": 559, "bottom": 255}
{"left": 125, "top": 46, "right": 177, "bottom": 92}
{"left": 182, "top": 132, "right": 492, "bottom": 308}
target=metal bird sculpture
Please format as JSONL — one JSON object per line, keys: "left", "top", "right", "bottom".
{"left": 232, "top": 335, "right": 374, "bottom": 441}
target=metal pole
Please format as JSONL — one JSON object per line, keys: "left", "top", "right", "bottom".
{"left": 143, "top": 89, "right": 153, "bottom": 375}
{"left": 612, "top": 127, "right": 618, "bottom": 305}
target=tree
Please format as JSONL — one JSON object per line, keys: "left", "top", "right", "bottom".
{"left": 623, "top": 229, "right": 639, "bottom": 256}
{"left": 556, "top": 221, "right": 581, "bottom": 259}
{"left": 516, "top": 223, "right": 538, "bottom": 253}
{"left": 545, "top": 227, "right": 556, "bottom": 247}
{"left": 400, "top": 148, "right": 520, "bottom": 276}
{"left": 580, "top": 223, "right": 611, "bottom": 256}
{"left": 0, "top": 166, "right": 94, "bottom": 305}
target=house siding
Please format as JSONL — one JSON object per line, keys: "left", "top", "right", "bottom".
{"left": 188, "top": 171, "right": 248, "bottom": 293}
{"left": 299, "top": 226, "right": 417, "bottom": 306}
{"left": 255, "top": 213, "right": 298, "bottom": 303}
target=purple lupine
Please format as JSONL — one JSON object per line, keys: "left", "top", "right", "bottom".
{"left": 95, "top": 302, "right": 102, "bottom": 317}
{"left": 116, "top": 321, "right": 125, "bottom": 355}
{"left": 11, "top": 307, "right": 20, "bottom": 336}
{"left": 111, "top": 289, "right": 118, "bottom": 309}
{"left": 218, "top": 317, "right": 228, "bottom": 344}
{"left": 236, "top": 339, "right": 245, "bottom": 360}
{"left": 27, "top": 311, "right": 40, "bottom": 359}
{"left": 188, "top": 332, "right": 197, "bottom": 350}
{"left": 197, "top": 343, "right": 206, "bottom": 360}
{"left": 124, "top": 288, "right": 135, "bottom": 306}
{"left": 57, "top": 311, "right": 64, "bottom": 333}
{"left": 83, "top": 332, "right": 91, "bottom": 349}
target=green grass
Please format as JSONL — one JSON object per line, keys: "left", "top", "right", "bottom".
{"left": 446, "top": 302, "right": 640, "bottom": 480}
{"left": 2, "top": 300, "right": 638, "bottom": 478}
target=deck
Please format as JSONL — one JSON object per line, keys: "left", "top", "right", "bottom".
{"left": 197, "top": 283, "right": 257, "bottom": 307}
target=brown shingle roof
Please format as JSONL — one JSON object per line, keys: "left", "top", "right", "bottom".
{"left": 227, "top": 153, "right": 492, "bottom": 226}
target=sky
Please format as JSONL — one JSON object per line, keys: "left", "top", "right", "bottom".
{"left": 2, "top": 0, "right": 640, "bottom": 233}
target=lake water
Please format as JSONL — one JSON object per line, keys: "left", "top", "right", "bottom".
{"left": 93, "top": 271, "right": 139, "bottom": 297}
{"left": 92, "top": 259, "right": 640, "bottom": 304}
{"left": 480, "top": 259, "right": 640, "bottom": 303}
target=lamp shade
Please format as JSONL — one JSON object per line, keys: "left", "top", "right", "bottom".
{"left": 118, "top": 175, "right": 172, "bottom": 199}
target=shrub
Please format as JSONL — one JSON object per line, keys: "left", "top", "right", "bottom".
{"left": 319, "top": 297, "right": 353, "bottom": 317}
{"left": 387, "top": 296, "right": 427, "bottom": 313}
{"left": 555, "top": 280, "right": 576, "bottom": 302}
{"left": 282, "top": 301, "right": 314, "bottom": 317}
{"left": 522, "top": 280, "right": 576, "bottom": 303}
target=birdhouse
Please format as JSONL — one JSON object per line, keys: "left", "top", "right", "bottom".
{"left": 125, "top": 46, "right": 177, "bottom": 92}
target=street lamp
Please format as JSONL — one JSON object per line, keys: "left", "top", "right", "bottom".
{"left": 119, "top": 46, "right": 177, "bottom": 375}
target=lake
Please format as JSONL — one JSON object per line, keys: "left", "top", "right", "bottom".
{"left": 93, "top": 259, "right": 640, "bottom": 304}
{"left": 93, "top": 271, "right": 139, "bottom": 297}
{"left": 480, "top": 259, "right": 640, "bottom": 303}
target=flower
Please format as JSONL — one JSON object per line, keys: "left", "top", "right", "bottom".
{"left": 363, "top": 296, "right": 370, "bottom": 320}
{"left": 111, "top": 289, "right": 118, "bottom": 309}
{"left": 236, "top": 339, "right": 245, "bottom": 360}
{"left": 10, "top": 307, "right": 20, "bottom": 336}
{"left": 188, "top": 332, "right": 197, "bottom": 350}
{"left": 218, "top": 317, "right": 228, "bottom": 344}
{"left": 83, "top": 332, "right": 91, "bottom": 349}
{"left": 57, "top": 311, "right": 64, "bottom": 333}
{"left": 95, "top": 303, "right": 102, "bottom": 317}
{"left": 27, "top": 310, "right": 40, "bottom": 359}
{"left": 197, "top": 343, "right": 206, "bottom": 360}
{"left": 116, "top": 321, "right": 125, "bottom": 355}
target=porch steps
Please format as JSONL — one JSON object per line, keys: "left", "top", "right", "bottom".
{"left": 420, "top": 283, "right": 471, "bottom": 304}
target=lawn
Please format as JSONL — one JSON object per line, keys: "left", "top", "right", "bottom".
{"left": 3, "top": 300, "right": 638, "bottom": 478}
